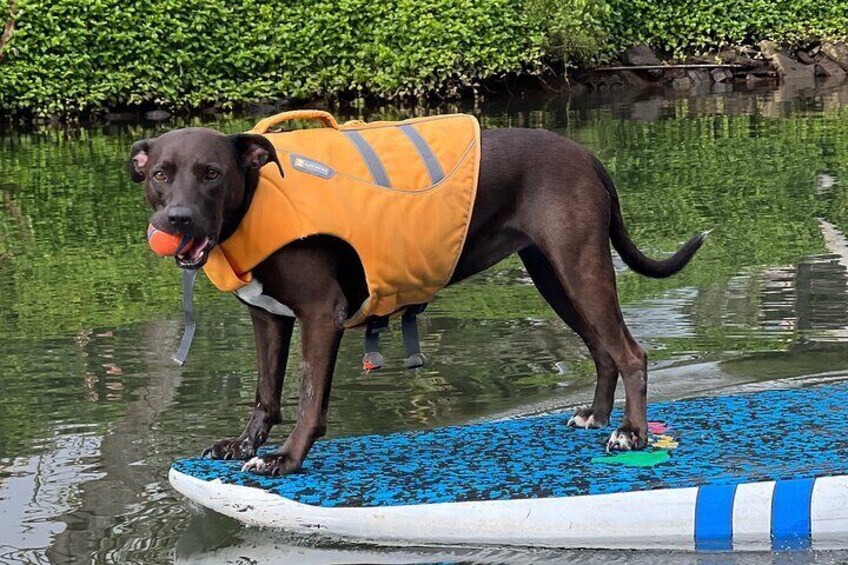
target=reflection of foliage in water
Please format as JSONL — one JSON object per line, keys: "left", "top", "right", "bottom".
{"left": 1, "top": 98, "right": 847, "bottom": 339}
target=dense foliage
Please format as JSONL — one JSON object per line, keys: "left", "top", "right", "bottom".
{"left": 604, "top": 0, "right": 848, "bottom": 55}
{"left": 0, "top": 0, "right": 847, "bottom": 115}
{"left": 0, "top": 0, "right": 545, "bottom": 116}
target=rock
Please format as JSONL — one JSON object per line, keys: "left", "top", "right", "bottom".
{"left": 623, "top": 44, "right": 661, "bottom": 66}
{"left": 671, "top": 76, "right": 692, "bottom": 91}
{"left": 719, "top": 48, "right": 737, "bottom": 63}
{"left": 687, "top": 69, "right": 711, "bottom": 85}
{"left": 720, "top": 46, "right": 767, "bottom": 70}
{"left": 816, "top": 58, "right": 847, "bottom": 79}
{"left": 762, "top": 48, "right": 815, "bottom": 81}
{"left": 710, "top": 68, "right": 733, "bottom": 82}
{"left": 796, "top": 50, "right": 815, "bottom": 65}
{"left": 772, "top": 53, "right": 815, "bottom": 81}
{"left": 821, "top": 41, "right": 848, "bottom": 71}
{"left": 737, "top": 45, "right": 759, "bottom": 58}
{"left": 759, "top": 40, "right": 779, "bottom": 58}
{"left": 622, "top": 45, "right": 663, "bottom": 79}
{"left": 144, "top": 109, "right": 172, "bottom": 121}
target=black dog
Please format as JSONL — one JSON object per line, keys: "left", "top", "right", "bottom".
{"left": 130, "top": 125, "right": 706, "bottom": 476}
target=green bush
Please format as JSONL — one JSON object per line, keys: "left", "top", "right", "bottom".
{"left": 0, "top": 0, "right": 545, "bottom": 116}
{"left": 604, "top": 0, "right": 848, "bottom": 56}
{"left": 524, "top": 0, "right": 610, "bottom": 64}
{"left": 1, "top": 0, "right": 848, "bottom": 116}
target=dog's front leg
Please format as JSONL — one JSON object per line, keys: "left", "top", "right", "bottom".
{"left": 243, "top": 301, "right": 345, "bottom": 476}
{"left": 204, "top": 307, "right": 294, "bottom": 460}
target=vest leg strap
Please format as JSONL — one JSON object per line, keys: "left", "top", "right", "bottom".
{"left": 363, "top": 316, "right": 388, "bottom": 371}
{"left": 402, "top": 304, "right": 428, "bottom": 369}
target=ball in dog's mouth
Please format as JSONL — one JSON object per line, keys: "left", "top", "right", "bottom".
{"left": 175, "top": 237, "right": 215, "bottom": 269}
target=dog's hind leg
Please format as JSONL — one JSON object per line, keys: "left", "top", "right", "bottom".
{"left": 204, "top": 308, "right": 294, "bottom": 460}
{"left": 519, "top": 245, "right": 618, "bottom": 429}
{"left": 534, "top": 228, "right": 648, "bottom": 451}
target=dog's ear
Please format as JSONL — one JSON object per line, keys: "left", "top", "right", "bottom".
{"left": 129, "top": 139, "right": 151, "bottom": 183}
{"left": 230, "top": 134, "right": 284, "bottom": 177}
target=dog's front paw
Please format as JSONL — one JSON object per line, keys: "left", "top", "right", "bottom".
{"left": 567, "top": 407, "right": 608, "bottom": 429}
{"left": 606, "top": 425, "right": 648, "bottom": 452}
{"left": 202, "top": 438, "right": 255, "bottom": 460}
{"left": 241, "top": 453, "right": 302, "bottom": 476}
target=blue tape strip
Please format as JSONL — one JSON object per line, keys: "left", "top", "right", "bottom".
{"left": 771, "top": 478, "right": 814, "bottom": 551}
{"left": 398, "top": 124, "right": 445, "bottom": 184}
{"left": 342, "top": 131, "right": 391, "bottom": 187}
{"left": 695, "top": 484, "right": 736, "bottom": 550}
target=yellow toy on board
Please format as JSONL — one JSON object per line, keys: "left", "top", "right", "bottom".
{"left": 202, "top": 110, "right": 482, "bottom": 327}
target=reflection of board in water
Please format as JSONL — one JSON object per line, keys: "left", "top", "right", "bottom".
{"left": 171, "top": 382, "right": 848, "bottom": 550}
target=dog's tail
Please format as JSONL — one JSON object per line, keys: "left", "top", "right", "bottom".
{"left": 593, "top": 155, "right": 709, "bottom": 279}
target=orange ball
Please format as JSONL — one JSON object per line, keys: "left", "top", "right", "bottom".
{"left": 146, "top": 224, "right": 195, "bottom": 257}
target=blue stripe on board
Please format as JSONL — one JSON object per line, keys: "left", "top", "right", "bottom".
{"left": 695, "top": 484, "right": 736, "bottom": 550}
{"left": 771, "top": 478, "right": 814, "bottom": 551}
{"left": 398, "top": 124, "right": 445, "bottom": 184}
{"left": 342, "top": 131, "right": 391, "bottom": 187}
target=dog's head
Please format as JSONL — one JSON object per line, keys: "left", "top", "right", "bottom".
{"left": 129, "top": 128, "right": 282, "bottom": 269}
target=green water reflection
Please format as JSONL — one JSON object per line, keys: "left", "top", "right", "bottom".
{"left": 2, "top": 82, "right": 848, "bottom": 563}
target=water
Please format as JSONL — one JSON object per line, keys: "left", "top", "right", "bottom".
{"left": 2, "top": 80, "right": 848, "bottom": 563}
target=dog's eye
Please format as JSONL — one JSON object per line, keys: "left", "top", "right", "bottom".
{"left": 205, "top": 169, "right": 221, "bottom": 181}
{"left": 152, "top": 171, "right": 167, "bottom": 182}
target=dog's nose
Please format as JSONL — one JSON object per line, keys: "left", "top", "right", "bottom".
{"left": 167, "top": 207, "right": 194, "bottom": 229}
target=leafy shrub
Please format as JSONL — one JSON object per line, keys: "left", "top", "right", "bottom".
{"left": 604, "top": 0, "right": 848, "bottom": 56}
{"left": 1, "top": 0, "right": 848, "bottom": 116}
{"left": 524, "top": 0, "right": 610, "bottom": 64}
{"left": 0, "top": 0, "right": 546, "bottom": 116}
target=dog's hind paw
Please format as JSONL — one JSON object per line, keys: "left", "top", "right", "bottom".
{"left": 241, "top": 453, "right": 302, "bottom": 476}
{"left": 606, "top": 426, "right": 647, "bottom": 452}
{"left": 567, "top": 408, "right": 607, "bottom": 429}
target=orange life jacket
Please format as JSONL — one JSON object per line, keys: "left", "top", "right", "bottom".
{"left": 202, "top": 110, "right": 481, "bottom": 327}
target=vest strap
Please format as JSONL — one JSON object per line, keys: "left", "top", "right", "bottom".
{"left": 173, "top": 269, "right": 198, "bottom": 366}
{"left": 234, "top": 279, "right": 296, "bottom": 318}
{"left": 402, "top": 304, "right": 428, "bottom": 369}
{"left": 362, "top": 316, "right": 389, "bottom": 371}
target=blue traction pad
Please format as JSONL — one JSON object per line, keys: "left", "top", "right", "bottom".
{"left": 172, "top": 382, "right": 848, "bottom": 508}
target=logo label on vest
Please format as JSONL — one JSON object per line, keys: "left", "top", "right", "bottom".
{"left": 290, "top": 154, "right": 335, "bottom": 179}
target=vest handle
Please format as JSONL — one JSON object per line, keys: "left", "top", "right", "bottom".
{"left": 250, "top": 110, "right": 339, "bottom": 134}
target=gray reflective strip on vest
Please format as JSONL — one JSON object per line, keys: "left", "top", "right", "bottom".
{"left": 342, "top": 130, "right": 391, "bottom": 187}
{"left": 234, "top": 279, "right": 295, "bottom": 318}
{"left": 398, "top": 124, "right": 445, "bottom": 184}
